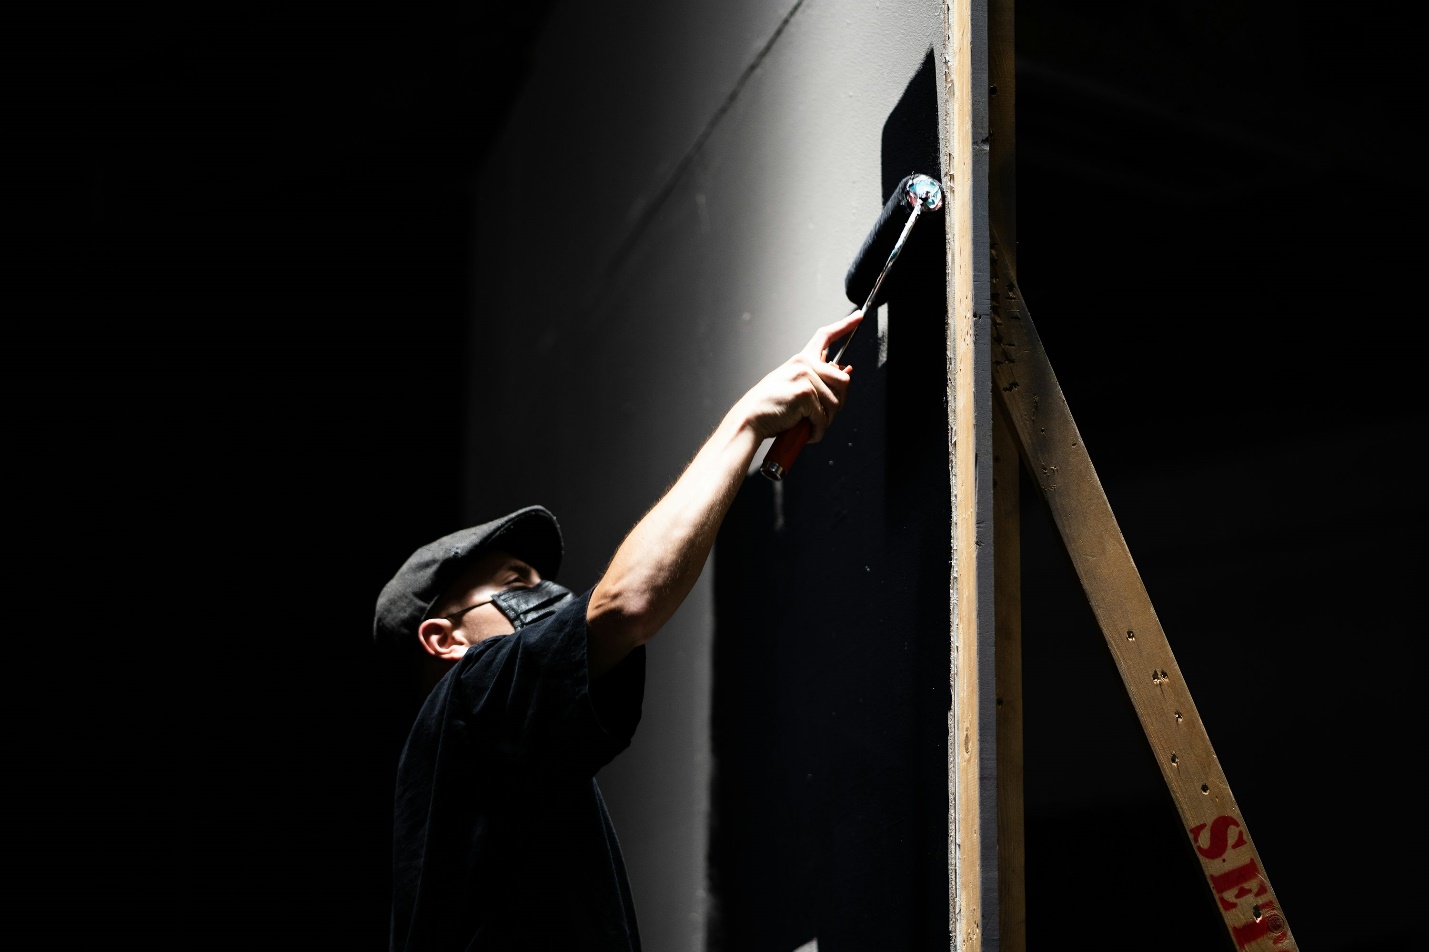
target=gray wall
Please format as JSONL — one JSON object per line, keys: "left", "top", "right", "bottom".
{"left": 464, "top": 2, "right": 944, "bottom": 948}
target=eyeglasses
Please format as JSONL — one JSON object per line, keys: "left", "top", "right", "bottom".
{"left": 438, "top": 597, "right": 496, "bottom": 622}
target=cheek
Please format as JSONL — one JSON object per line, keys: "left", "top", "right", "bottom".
{"left": 472, "top": 610, "right": 516, "bottom": 641}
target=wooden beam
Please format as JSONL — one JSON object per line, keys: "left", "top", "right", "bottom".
{"left": 989, "top": 249, "right": 1298, "bottom": 952}
{"left": 943, "top": 0, "right": 996, "bottom": 948}
{"left": 991, "top": 399, "right": 1024, "bottom": 952}
{"left": 987, "top": 0, "right": 1024, "bottom": 949}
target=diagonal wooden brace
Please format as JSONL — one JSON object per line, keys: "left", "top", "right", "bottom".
{"left": 988, "top": 240, "right": 1297, "bottom": 952}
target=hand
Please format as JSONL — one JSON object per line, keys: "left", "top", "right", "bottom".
{"left": 738, "top": 309, "right": 862, "bottom": 444}
{"left": 588, "top": 310, "right": 861, "bottom": 665}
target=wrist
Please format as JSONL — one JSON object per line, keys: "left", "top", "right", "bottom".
{"left": 725, "top": 393, "right": 775, "bottom": 443}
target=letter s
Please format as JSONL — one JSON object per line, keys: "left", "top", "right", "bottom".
{"left": 1189, "top": 815, "right": 1247, "bottom": 860}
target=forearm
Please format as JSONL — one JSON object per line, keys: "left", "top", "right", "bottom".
{"left": 585, "top": 310, "right": 860, "bottom": 677}
{"left": 587, "top": 403, "right": 761, "bottom": 672}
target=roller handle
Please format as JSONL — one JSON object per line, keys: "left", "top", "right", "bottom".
{"left": 759, "top": 315, "right": 861, "bottom": 482}
{"left": 758, "top": 173, "right": 943, "bottom": 483}
{"left": 759, "top": 418, "right": 813, "bottom": 481}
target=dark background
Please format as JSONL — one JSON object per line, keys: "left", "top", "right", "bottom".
{"left": 19, "top": 2, "right": 1424, "bottom": 949}
{"left": 1014, "top": 4, "right": 1425, "bottom": 949}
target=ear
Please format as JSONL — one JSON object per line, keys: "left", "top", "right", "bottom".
{"left": 416, "top": 617, "right": 467, "bottom": 660}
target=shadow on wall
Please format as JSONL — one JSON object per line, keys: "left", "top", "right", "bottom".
{"left": 708, "top": 49, "right": 952, "bottom": 952}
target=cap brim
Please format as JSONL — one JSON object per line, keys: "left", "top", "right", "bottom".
{"left": 373, "top": 505, "right": 565, "bottom": 645}
{"left": 480, "top": 507, "right": 563, "bottom": 582}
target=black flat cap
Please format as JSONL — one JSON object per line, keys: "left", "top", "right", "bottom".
{"left": 373, "top": 505, "right": 563, "bottom": 646}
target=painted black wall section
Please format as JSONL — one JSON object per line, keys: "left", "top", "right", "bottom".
{"left": 708, "top": 53, "right": 950, "bottom": 952}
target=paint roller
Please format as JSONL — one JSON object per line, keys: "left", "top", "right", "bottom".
{"left": 759, "top": 172, "right": 946, "bottom": 481}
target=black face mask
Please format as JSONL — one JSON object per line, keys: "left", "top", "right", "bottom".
{"left": 490, "top": 580, "right": 575, "bottom": 630}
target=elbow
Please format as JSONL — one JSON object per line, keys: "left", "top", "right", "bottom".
{"left": 587, "top": 582, "right": 663, "bottom": 649}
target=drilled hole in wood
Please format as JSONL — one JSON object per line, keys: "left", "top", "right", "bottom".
{"left": 1126, "top": 629, "right": 1135, "bottom": 640}
{"left": 1252, "top": 905, "right": 1262, "bottom": 920}
{"left": 1170, "top": 753, "right": 1178, "bottom": 766}
{"left": 1175, "top": 711, "right": 1183, "bottom": 722}
{"left": 1200, "top": 783, "right": 1210, "bottom": 794}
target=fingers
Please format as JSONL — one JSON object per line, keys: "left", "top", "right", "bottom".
{"left": 801, "top": 357, "right": 852, "bottom": 444}
{"left": 805, "top": 308, "right": 864, "bottom": 362}
{"left": 805, "top": 382, "right": 834, "bottom": 444}
{"left": 744, "top": 311, "right": 862, "bottom": 443}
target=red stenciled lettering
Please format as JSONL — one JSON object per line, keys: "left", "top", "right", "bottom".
{"left": 1190, "top": 815, "right": 1247, "bottom": 860}
{"left": 1210, "top": 859, "right": 1269, "bottom": 913}
{"left": 1229, "top": 901, "right": 1289, "bottom": 948}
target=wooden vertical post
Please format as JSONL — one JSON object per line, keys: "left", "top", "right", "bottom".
{"left": 943, "top": 0, "right": 995, "bottom": 948}
{"left": 987, "top": 0, "right": 1024, "bottom": 949}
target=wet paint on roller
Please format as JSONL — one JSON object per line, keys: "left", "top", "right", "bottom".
{"left": 876, "top": 302, "right": 889, "bottom": 367}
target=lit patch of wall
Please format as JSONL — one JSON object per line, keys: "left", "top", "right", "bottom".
{"left": 465, "top": 2, "right": 942, "bottom": 949}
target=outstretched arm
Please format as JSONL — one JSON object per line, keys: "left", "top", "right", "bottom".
{"left": 586, "top": 310, "right": 863, "bottom": 677}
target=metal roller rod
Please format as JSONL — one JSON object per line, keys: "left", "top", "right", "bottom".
{"left": 831, "top": 174, "right": 944, "bottom": 365}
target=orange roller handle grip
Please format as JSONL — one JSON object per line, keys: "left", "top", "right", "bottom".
{"left": 759, "top": 417, "right": 813, "bottom": 481}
